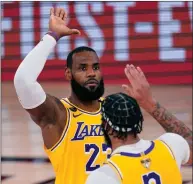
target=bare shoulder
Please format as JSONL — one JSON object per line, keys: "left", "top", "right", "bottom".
{"left": 27, "top": 94, "right": 68, "bottom": 149}
{"left": 26, "top": 94, "right": 67, "bottom": 128}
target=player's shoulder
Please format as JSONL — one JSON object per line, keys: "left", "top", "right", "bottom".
{"left": 157, "top": 132, "right": 187, "bottom": 144}
{"left": 156, "top": 132, "right": 189, "bottom": 150}
{"left": 156, "top": 133, "right": 190, "bottom": 165}
{"left": 59, "top": 97, "right": 72, "bottom": 109}
{"left": 99, "top": 96, "right": 105, "bottom": 102}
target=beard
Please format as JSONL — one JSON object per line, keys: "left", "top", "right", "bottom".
{"left": 71, "top": 76, "right": 105, "bottom": 102}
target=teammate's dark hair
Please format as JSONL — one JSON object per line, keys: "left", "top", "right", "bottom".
{"left": 66, "top": 46, "right": 97, "bottom": 69}
{"left": 101, "top": 93, "right": 143, "bottom": 141}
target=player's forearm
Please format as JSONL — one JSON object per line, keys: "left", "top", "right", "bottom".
{"left": 14, "top": 34, "right": 57, "bottom": 109}
{"left": 149, "top": 101, "right": 192, "bottom": 164}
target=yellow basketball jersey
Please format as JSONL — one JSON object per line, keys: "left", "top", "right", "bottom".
{"left": 44, "top": 98, "right": 111, "bottom": 184}
{"left": 106, "top": 140, "right": 182, "bottom": 184}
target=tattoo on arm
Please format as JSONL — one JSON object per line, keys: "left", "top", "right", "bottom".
{"left": 150, "top": 102, "right": 192, "bottom": 164}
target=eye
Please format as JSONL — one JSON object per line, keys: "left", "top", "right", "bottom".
{"left": 80, "top": 66, "right": 86, "bottom": 71}
{"left": 93, "top": 65, "right": 100, "bottom": 70}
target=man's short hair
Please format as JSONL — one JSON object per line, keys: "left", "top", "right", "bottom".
{"left": 66, "top": 46, "right": 96, "bottom": 68}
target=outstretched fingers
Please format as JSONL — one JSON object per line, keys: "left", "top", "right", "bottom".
{"left": 59, "top": 8, "right": 65, "bottom": 19}
{"left": 124, "top": 65, "right": 138, "bottom": 89}
{"left": 50, "top": 7, "right": 54, "bottom": 16}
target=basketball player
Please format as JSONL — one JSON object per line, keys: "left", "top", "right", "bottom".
{"left": 14, "top": 7, "right": 192, "bottom": 184}
{"left": 14, "top": 7, "right": 108, "bottom": 184}
{"left": 86, "top": 65, "right": 192, "bottom": 184}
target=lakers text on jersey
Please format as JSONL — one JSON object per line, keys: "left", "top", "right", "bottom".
{"left": 44, "top": 98, "right": 111, "bottom": 184}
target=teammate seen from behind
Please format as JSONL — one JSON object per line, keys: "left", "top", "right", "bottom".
{"left": 86, "top": 65, "right": 192, "bottom": 184}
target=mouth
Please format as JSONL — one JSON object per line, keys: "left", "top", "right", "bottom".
{"left": 85, "top": 80, "right": 99, "bottom": 87}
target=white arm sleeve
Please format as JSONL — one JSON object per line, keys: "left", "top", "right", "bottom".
{"left": 14, "top": 34, "right": 57, "bottom": 109}
{"left": 86, "top": 165, "right": 120, "bottom": 184}
{"left": 158, "top": 133, "right": 190, "bottom": 168}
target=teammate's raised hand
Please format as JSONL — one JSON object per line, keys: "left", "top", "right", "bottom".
{"left": 49, "top": 7, "right": 80, "bottom": 39}
{"left": 122, "top": 64, "right": 156, "bottom": 112}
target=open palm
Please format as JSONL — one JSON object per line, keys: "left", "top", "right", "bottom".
{"left": 122, "top": 64, "right": 156, "bottom": 112}
{"left": 49, "top": 7, "right": 80, "bottom": 38}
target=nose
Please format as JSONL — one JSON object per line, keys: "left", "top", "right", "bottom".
{"left": 87, "top": 67, "right": 96, "bottom": 78}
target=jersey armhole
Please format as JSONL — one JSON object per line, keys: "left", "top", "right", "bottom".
{"left": 107, "top": 160, "right": 123, "bottom": 183}
{"left": 44, "top": 102, "right": 71, "bottom": 152}
{"left": 159, "top": 140, "right": 176, "bottom": 160}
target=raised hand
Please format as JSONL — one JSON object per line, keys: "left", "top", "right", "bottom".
{"left": 49, "top": 7, "right": 80, "bottom": 39}
{"left": 122, "top": 64, "right": 156, "bottom": 112}
{"left": 122, "top": 66, "right": 193, "bottom": 166}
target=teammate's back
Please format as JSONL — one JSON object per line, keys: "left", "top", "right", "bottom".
{"left": 86, "top": 91, "right": 191, "bottom": 184}
{"left": 107, "top": 139, "right": 182, "bottom": 184}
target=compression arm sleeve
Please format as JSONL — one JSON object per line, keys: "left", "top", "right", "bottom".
{"left": 14, "top": 34, "right": 57, "bottom": 109}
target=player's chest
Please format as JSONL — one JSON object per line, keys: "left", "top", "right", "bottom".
{"left": 68, "top": 113, "right": 103, "bottom": 142}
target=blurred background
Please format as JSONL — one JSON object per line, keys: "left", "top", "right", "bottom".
{"left": 1, "top": 1, "right": 192, "bottom": 184}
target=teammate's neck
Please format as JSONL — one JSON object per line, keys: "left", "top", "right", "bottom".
{"left": 111, "top": 135, "right": 140, "bottom": 152}
{"left": 69, "top": 93, "right": 100, "bottom": 112}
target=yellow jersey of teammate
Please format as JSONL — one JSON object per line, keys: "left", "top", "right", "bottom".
{"left": 106, "top": 140, "right": 182, "bottom": 184}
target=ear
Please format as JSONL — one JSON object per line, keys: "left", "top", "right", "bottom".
{"left": 65, "top": 67, "right": 72, "bottom": 81}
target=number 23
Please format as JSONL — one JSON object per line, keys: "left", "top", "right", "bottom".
{"left": 85, "top": 143, "right": 111, "bottom": 172}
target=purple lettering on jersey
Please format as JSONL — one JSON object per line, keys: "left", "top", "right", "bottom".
{"left": 90, "top": 125, "right": 99, "bottom": 136}
{"left": 71, "top": 122, "right": 104, "bottom": 141}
